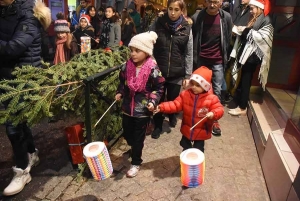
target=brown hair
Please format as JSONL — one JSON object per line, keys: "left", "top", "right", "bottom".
{"left": 167, "top": 0, "right": 185, "bottom": 10}
{"left": 121, "top": 11, "right": 136, "bottom": 34}
{"left": 66, "top": 33, "right": 73, "bottom": 49}
{"left": 247, "top": 6, "right": 264, "bottom": 27}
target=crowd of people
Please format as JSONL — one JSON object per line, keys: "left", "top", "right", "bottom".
{"left": 0, "top": 0, "right": 273, "bottom": 196}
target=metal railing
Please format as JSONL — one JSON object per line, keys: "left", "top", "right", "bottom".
{"left": 83, "top": 64, "right": 123, "bottom": 143}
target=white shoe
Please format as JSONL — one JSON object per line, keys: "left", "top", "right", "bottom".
{"left": 126, "top": 165, "right": 140, "bottom": 178}
{"left": 26, "top": 149, "right": 40, "bottom": 172}
{"left": 3, "top": 166, "right": 32, "bottom": 196}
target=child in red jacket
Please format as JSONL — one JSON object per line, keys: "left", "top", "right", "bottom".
{"left": 154, "top": 67, "right": 224, "bottom": 153}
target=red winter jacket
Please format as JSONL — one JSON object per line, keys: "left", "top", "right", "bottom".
{"left": 159, "top": 89, "right": 224, "bottom": 141}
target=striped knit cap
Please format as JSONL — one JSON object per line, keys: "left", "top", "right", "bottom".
{"left": 54, "top": 20, "right": 70, "bottom": 33}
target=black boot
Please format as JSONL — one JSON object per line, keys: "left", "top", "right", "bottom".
{"left": 169, "top": 114, "right": 177, "bottom": 128}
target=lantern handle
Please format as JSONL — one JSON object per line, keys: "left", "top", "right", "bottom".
{"left": 94, "top": 100, "right": 117, "bottom": 128}
{"left": 190, "top": 116, "right": 208, "bottom": 131}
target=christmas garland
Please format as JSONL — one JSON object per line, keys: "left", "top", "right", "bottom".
{"left": 0, "top": 47, "right": 130, "bottom": 141}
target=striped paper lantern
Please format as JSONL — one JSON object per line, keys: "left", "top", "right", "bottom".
{"left": 180, "top": 148, "right": 205, "bottom": 187}
{"left": 83, "top": 141, "right": 113, "bottom": 180}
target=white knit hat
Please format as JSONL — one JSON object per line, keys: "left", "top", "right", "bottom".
{"left": 128, "top": 31, "right": 158, "bottom": 56}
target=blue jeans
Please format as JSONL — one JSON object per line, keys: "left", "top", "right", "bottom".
{"left": 198, "top": 63, "right": 224, "bottom": 101}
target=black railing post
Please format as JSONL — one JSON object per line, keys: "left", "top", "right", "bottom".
{"left": 83, "top": 64, "right": 123, "bottom": 143}
{"left": 84, "top": 81, "right": 92, "bottom": 143}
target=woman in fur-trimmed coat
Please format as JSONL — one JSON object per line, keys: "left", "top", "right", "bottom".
{"left": 0, "top": 0, "right": 51, "bottom": 196}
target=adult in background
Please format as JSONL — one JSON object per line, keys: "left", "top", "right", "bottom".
{"left": 192, "top": 4, "right": 205, "bottom": 20}
{"left": 127, "top": 2, "right": 141, "bottom": 34}
{"left": 232, "top": 0, "right": 251, "bottom": 26}
{"left": 228, "top": 0, "right": 273, "bottom": 116}
{"left": 0, "top": 0, "right": 51, "bottom": 196}
{"left": 192, "top": 0, "right": 232, "bottom": 136}
{"left": 87, "top": 5, "right": 102, "bottom": 47}
{"left": 121, "top": 11, "right": 136, "bottom": 46}
{"left": 99, "top": 6, "right": 121, "bottom": 51}
{"left": 98, "top": 7, "right": 105, "bottom": 20}
{"left": 72, "top": 0, "right": 90, "bottom": 28}
{"left": 141, "top": 4, "right": 156, "bottom": 32}
{"left": 225, "top": 0, "right": 251, "bottom": 101}
{"left": 149, "top": 0, "right": 193, "bottom": 139}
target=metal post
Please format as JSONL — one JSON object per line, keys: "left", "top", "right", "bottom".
{"left": 85, "top": 82, "right": 92, "bottom": 143}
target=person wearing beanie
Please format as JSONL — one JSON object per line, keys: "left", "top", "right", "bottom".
{"left": 73, "top": 14, "right": 97, "bottom": 52}
{"left": 115, "top": 31, "right": 165, "bottom": 178}
{"left": 149, "top": 0, "right": 193, "bottom": 139}
{"left": 153, "top": 66, "right": 224, "bottom": 153}
{"left": 53, "top": 19, "right": 78, "bottom": 65}
{"left": 99, "top": 6, "right": 121, "bottom": 50}
{"left": 228, "top": 0, "right": 273, "bottom": 116}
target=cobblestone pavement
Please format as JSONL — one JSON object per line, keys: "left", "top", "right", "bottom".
{"left": 0, "top": 107, "right": 270, "bottom": 201}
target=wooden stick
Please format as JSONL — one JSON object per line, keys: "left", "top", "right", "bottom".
{"left": 84, "top": 33, "right": 98, "bottom": 42}
{"left": 190, "top": 116, "right": 208, "bottom": 131}
{"left": 94, "top": 100, "right": 117, "bottom": 128}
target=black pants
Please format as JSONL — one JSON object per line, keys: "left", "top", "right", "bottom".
{"left": 153, "top": 82, "right": 181, "bottom": 129}
{"left": 6, "top": 122, "right": 36, "bottom": 169}
{"left": 122, "top": 114, "right": 150, "bottom": 165}
{"left": 180, "top": 136, "right": 205, "bottom": 153}
{"left": 237, "top": 62, "right": 258, "bottom": 109}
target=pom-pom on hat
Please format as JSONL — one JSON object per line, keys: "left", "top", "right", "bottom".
{"left": 190, "top": 66, "right": 212, "bottom": 92}
{"left": 249, "top": 0, "right": 271, "bottom": 16}
{"left": 54, "top": 19, "right": 70, "bottom": 33}
{"left": 128, "top": 31, "right": 158, "bottom": 56}
{"left": 79, "top": 14, "right": 91, "bottom": 25}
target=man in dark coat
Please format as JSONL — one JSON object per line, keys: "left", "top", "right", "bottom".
{"left": 232, "top": 0, "right": 251, "bottom": 26}
{"left": 192, "top": 0, "right": 232, "bottom": 136}
{"left": 0, "top": 0, "right": 51, "bottom": 196}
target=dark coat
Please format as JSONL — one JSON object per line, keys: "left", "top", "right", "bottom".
{"left": 0, "top": 0, "right": 44, "bottom": 79}
{"left": 152, "top": 14, "right": 191, "bottom": 81}
{"left": 192, "top": 8, "right": 232, "bottom": 69}
{"left": 73, "top": 25, "right": 95, "bottom": 52}
{"left": 121, "top": 22, "right": 135, "bottom": 47}
{"left": 232, "top": 4, "right": 251, "bottom": 26}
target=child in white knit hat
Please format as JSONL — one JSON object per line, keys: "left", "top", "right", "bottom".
{"left": 115, "top": 31, "right": 165, "bottom": 178}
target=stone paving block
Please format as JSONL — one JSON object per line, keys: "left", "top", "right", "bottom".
{"left": 62, "top": 184, "right": 80, "bottom": 196}
{"left": 35, "top": 176, "right": 62, "bottom": 199}
{"left": 46, "top": 176, "right": 73, "bottom": 200}
{"left": 58, "top": 164, "right": 73, "bottom": 175}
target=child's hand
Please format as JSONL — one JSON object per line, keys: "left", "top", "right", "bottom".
{"left": 206, "top": 112, "right": 214, "bottom": 119}
{"left": 115, "top": 93, "right": 122, "bottom": 101}
{"left": 153, "top": 106, "right": 160, "bottom": 114}
{"left": 182, "top": 79, "right": 190, "bottom": 89}
{"left": 147, "top": 102, "right": 154, "bottom": 111}
{"left": 95, "top": 38, "right": 100, "bottom": 43}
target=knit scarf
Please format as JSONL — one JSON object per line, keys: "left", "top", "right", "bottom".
{"left": 166, "top": 15, "right": 183, "bottom": 34}
{"left": 53, "top": 37, "right": 68, "bottom": 65}
{"left": 126, "top": 57, "right": 154, "bottom": 93}
{"left": 100, "top": 18, "right": 111, "bottom": 48}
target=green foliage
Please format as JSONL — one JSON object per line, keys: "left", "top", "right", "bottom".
{"left": 0, "top": 47, "right": 130, "bottom": 141}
